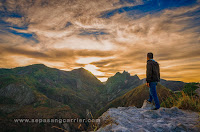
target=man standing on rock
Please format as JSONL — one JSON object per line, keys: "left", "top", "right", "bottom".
{"left": 146, "top": 52, "right": 160, "bottom": 110}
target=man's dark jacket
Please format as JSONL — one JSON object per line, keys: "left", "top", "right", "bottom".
{"left": 146, "top": 59, "right": 160, "bottom": 83}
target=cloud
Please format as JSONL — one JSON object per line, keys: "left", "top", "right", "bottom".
{"left": 0, "top": 0, "right": 200, "bottom": 82}
{"left": 91, "top": 3, "right": 200, "bottom": 81}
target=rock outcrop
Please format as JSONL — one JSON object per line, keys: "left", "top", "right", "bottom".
{"left": 141, "top": 100, "right": 155, "bottom": 110}
{"left": 97, "top": 101, "right": 200, "bottom": 132}
{"left": 0, "top": 83, "right": 36, "bottom": 105}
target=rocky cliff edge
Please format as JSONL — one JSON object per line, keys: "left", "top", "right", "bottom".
{"left": 96, "top": 100, "right": 200, "bottom": 132}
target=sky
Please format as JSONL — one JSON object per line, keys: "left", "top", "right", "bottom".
{"left": 0, "top": 0, "right": 200, "bottom": 82}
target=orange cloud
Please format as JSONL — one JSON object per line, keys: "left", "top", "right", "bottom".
{"left": 0, "top": 0, "right": 200, "bottom": 82}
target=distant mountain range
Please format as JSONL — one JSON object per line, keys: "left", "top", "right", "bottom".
{"left": 141, "top": 78, "right": 185, "bottom": 91}
{"left": 0, "top": 64, "right": 186, "bottom": 131}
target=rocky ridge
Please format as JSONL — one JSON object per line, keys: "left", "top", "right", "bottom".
{"left": 96, "top": 100, "right": 200, "bottom": 132}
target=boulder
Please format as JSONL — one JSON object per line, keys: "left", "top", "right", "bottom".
{"left": 97, "top": 101, "right": 200, "bottom": 132}
{"left": 141, "top": 100, "right": 155, "bottom": 110}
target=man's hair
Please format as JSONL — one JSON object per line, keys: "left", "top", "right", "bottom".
{"left": 147, "top": 52, "right": 153, "bottom": 59}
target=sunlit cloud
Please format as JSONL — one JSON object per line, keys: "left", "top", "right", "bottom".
{"left": 76, "top": 56, "right": 115, "bottom": 64}
{"left": 84, "top": 64, "right": 104, "bottom": 76}
{"left": 0, "top": 0, "right": 200, "bottom": 82}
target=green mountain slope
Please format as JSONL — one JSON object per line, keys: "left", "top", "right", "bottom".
{"left": 0, "top": 84, "right": 85, "bottom": 131}
{"left": 95, "top": 83, "right": 174, "bottom": 118}
{"left": 0, "top": 64, "right": 104, "bottom": 117}
{"left": 102, "top": 70, "right": 143, "bottom": 102}
{"left": 0, "top": 64, "right": 186, "bottom": 131}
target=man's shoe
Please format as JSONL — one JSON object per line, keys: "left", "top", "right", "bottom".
{"left": 152, "top": 108, "right": 159, "bottom": 110}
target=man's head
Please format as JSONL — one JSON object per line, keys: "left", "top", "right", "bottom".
{"left": 147, "top": 52, "right": 153, "bottom": 60}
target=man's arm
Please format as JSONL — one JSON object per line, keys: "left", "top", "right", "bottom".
{"left": 146, "top": 62, "right": 152, "bottom": 83}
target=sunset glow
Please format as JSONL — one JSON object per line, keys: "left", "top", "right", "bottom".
{"left": 0, "top": 0, "right": 200, "bottom": 82}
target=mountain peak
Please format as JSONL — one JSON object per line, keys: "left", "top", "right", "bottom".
{"left": 72, "top": 67, "right": 90, "bottom": 73}
{"left": 78, "top": 67, "right": 87, "bottom": 71}
{"left": 29, "top": 63, "right": 47, "bottom": 67}
{"left": 122, "top": 70, "right": 127, "bottom": 73}
{"left": 12, "top": 63, "right": 50, "bottom": 75}
{"left": 12, "top": 63, "right": 47, "bottom": 70}
{"left": 122, "top": 70, "right": 130, "bottom": 76}
{"left": 72, "top": 67, "right": 96, "bottom": 77}
{"left": 114, "top": 70, "right": 130, "bottom": 76}
{"left": 71, "top": 67, "right": 103, "bottom": 85}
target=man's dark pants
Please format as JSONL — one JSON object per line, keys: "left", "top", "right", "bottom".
{"left": 147, "top": 82, "right": 160, "bottom": 109}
